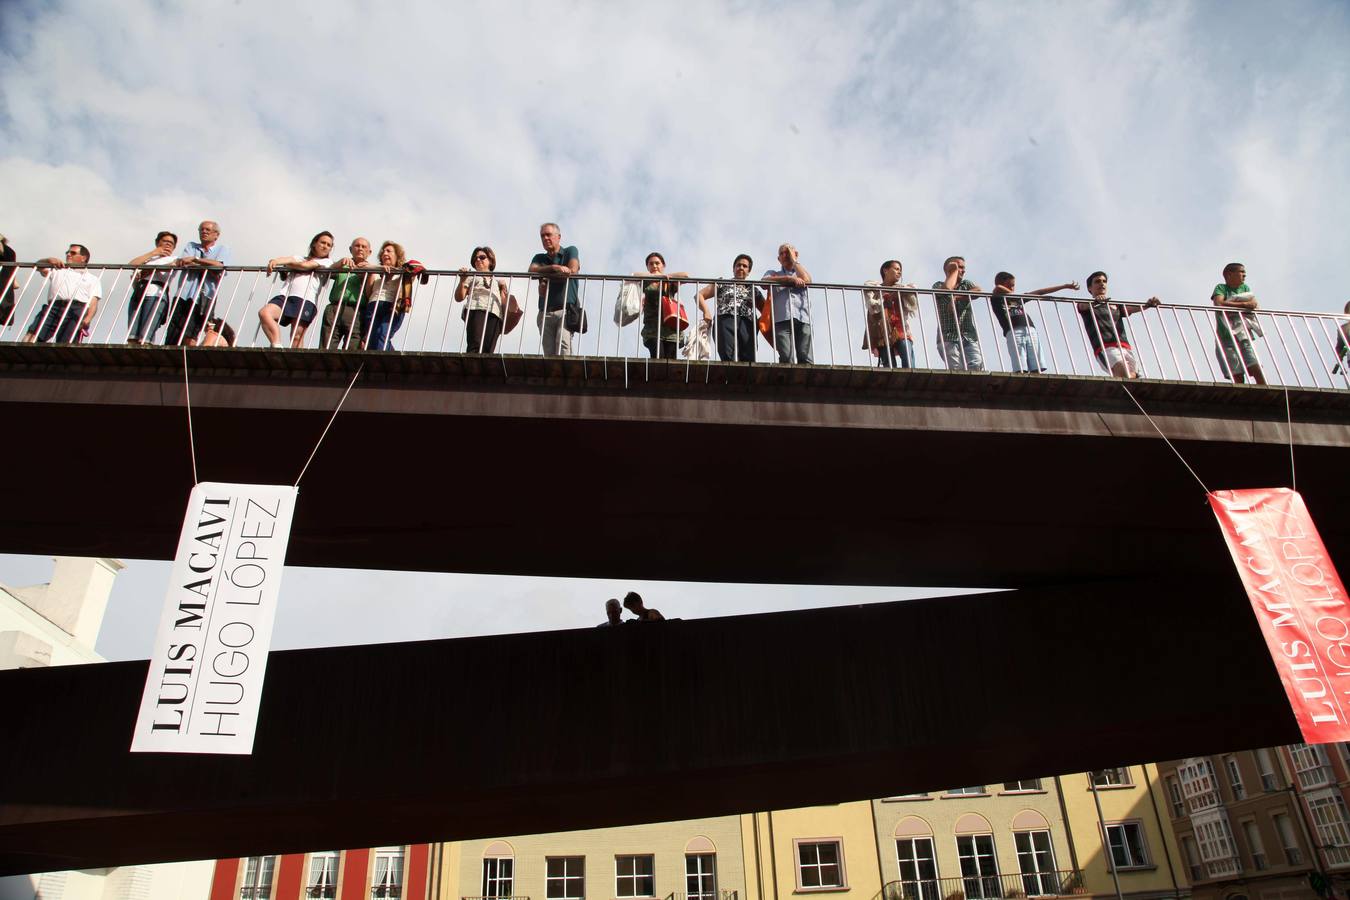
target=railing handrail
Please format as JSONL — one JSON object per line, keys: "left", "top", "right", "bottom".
{"left": 3, "top": 260, "right": 1347, "bottom": 319}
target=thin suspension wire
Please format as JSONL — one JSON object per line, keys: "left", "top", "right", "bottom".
{"left": 1120, "top": 383, "right": 1210, "bottom": 495}
{"left": 1285, "top": 386, "right": 1297, "bottom": 493}
{"left": 182, "top": 344, "right": 199, "bottom": 485}
{"left": 295, "top": 363, "right": 365, "bottom": 487}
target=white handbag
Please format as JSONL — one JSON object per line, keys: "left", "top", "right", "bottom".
{"left": 613, "top": 281, "right": 641, "bottom": 326}
{"left": 683, "top": 319, "right": 712, "bottom": 360}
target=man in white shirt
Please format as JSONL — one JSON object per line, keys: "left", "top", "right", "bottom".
{"left": 23, "top": 244, "right": 101, "bottom": 344}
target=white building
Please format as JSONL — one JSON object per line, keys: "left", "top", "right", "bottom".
{"left": 0, "top": 557, "right": 214, "bottom": 900}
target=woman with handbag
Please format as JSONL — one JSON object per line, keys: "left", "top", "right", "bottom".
{"left": 636, "top": 251, "right": 689, "bottom": 359}
{"left": 455, "top": 246, "right": 509, "bottom": 354}
{"left": 362, "top": 240, "right": 413, "bottom": 351}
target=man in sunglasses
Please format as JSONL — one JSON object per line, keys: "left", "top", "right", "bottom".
{"left": 22, "top": 244, "right": 101, "bottom": 344}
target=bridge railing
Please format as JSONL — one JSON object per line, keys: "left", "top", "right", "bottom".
{"left": 2, "top": 262, "right": 1347, "bottom": 389}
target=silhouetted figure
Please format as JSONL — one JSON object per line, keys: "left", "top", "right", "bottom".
{"left": 623, "top": 591, "right": 664, "bottom": 622}
{"left": 599, "top": 598, "right": 623, "bottom": 627}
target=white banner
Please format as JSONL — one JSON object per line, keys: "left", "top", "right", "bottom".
{"left": 131, "top": 482, "right": 297, "bottom": 754}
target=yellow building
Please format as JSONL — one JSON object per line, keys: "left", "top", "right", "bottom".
{"left": 437, "top": 769, "right": 1188, "bottom": 900}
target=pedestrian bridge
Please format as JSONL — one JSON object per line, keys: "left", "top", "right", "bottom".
{"left": 2, "top": 343, "right": 1348, "bottom": 586}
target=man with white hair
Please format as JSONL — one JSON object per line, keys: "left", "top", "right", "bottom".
{"left": 165, "top": 219, "right": 231, "bottom": 345}
{"left": 763, "top": 243, "right": 814, "bottom": 364}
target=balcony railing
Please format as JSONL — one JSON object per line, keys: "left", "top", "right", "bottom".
{"left": 2, "top": 262, "right": 1347, "bottom": 390}
{"left": 462, "top": 895, "right": 530, "bottom": 900}
{"left": 240, "top": 888, "right": 273, "bottom": 900}
{"left": 881, "top": 869, "right": 1084, "bottom": 900}
{"left": 665, "top": 890, "right": 738, "bottom": 900}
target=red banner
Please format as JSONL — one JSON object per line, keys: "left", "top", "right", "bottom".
{"left": 1210, "top": 488, "right": 1350, "bottom": 743}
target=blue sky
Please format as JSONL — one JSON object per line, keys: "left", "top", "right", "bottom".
{"left": 2, "top": 0, "right": 1348, "bottom": 659}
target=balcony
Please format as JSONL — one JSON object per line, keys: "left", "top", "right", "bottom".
{"left": 881, "top": 870, "right": 1084, "bottom": 900}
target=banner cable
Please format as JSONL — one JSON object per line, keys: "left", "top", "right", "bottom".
{"left": 1120, "top": 383, "right": 1210, "bottom": 495}
{"left": 295, "top": 363, "right": 364, "bottom": 487}
{"left": 182, "top": 344, "right": 199, "bottom": 485}
{"left": 1285, "top": 387, "right": 1297, "bottom": 493}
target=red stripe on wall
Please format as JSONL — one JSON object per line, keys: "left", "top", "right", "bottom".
{"left": 277, "top": 853, "right": 306, "bottom": 900}
{"left": 209, "top": 858, "right": 241, "bottom": 900}
{"left": 406, "top": 844, "right": 430, "bottom": 900}
{"left": 342, "top": 848, "right": 371, "bottom": 900}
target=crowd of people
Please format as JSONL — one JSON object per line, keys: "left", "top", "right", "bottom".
{"left": 2, "top": 223, "right": 1348, "bottom": 385}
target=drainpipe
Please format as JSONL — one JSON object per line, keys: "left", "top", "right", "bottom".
{"left": 1142, "top": 763, "right": 1182, "bottom": 898}
{"left": 1052, "top": 776, "right": 1083, "bottom": 877}
{"left": 1088, "top": 772, "right": 1125, "bottom": 900}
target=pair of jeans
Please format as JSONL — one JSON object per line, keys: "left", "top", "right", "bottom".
{"left": 465, "top": 309, "right": 503, "bottom": 354}
{"left": 717, "top": 312, "right": 756, "bottom": 362}
{"left": 877, "top": 338, "right": 915, "bottom": 368}
{"left": 362, "top": 300, "right": 404, "bottom": 351}
{"left": 1005, "top": 325, "right": 1044, "bottom": 372}
{"left": 773, "top": 318, "right": 813, "bottom": 364}
{"left": 938, "top": 335, "right": 984, "bottom": 371}
{"left": 127, "top": 291, "right": 168, "bottom": 342}
{"left": 537, "top": 307, "right": 572, "bottom": 356}
{"left": 28, "top": 299, "right": 86, "bottom": 343}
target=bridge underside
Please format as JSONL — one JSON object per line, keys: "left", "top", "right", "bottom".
{"left": 0, "top": 578, "right": 1297, "bottom": 875}
{"left": 3, "top": 345, "right": 1349, "bottom": 587}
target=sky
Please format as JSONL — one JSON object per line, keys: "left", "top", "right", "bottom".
{"left": 2, "top": 0, "right": 1349, "bottom": 658}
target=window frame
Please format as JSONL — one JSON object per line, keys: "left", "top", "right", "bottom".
{"left": 954, "top": 833, "right": 1000, "bottom": 900}
{"left": 894, "top": 836, "right": 939, "bottom": 900}
{"left": 1102, "top": 821, "right": 1151, "bottom": 870}
{"left": 1001, "top": 779, "right": 1043, "bottom": 793}
{"left": 944, "top": 786, "right": 987, "bottom": 797}
{"left": 306, "top": 851, "right": 341, "bottom": 900}
{"left": 615, "top": 854, "right": 656, "bottom": 899}
{"left": 685, "top": 852, "right": 717, "bottom": 900}
{"left": 1273, "top": 812, "right": 1304, "bottom": 865}
{"left": 482, "top": 856, "right": 515, "bottom": 899}
{"left": 1225, "top": 755, "right": 1246, "bottom": 801}
{"left": 371, "top": 847, "right": 405, "bottom": 900}
{"left": 241, "top": 855, "right": 277, "bottom": 900}
{"left": 546, "top": 856, "right": 586, "bottom": 900}
{"left": 1013, "top": 829, "right": 1061, "bottom": 897}
{"left": 1091, "top": 768, "right": 1133, "bottom": 788}
{"left": 794, "top": 838, "right": 848, "bottom": 892}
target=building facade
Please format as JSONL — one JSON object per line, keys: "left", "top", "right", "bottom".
{"left": 208, "top": 846, "right": 432, "bottom": 900}
{"left": 1160, "top": 744, "right": 1350, "bottom": 900}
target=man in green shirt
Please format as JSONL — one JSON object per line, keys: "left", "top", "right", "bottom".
{"left": 321, "top": 237, "right": 372, "bottom": 350}
{"left": 1212, "top": 262, "right": 1266, "bottom": 385}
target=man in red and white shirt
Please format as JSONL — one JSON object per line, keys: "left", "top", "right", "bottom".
{"left": 23, "top": 244, "right": 101, "bottom": 344}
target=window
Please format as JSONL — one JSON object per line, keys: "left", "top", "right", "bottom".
{"left": 1179, "top": 758, "right": 1220, "bottom": 814}
{"left": 895, "top": 838, "right": 939, "bottom": 900}
{"left": 306, "top": 852, "right": 340, "bottom": 900}
{"left": 1242, "top": 822, "right": 1267, "bottom": 871}
{"left": 1289, "top": 743, "right": 1333, "bottom": 790}
{"left": 1306, "top": 790, "right": 1350, "bottom": 866}
{"left": 1167, "top": 777, "right": 1185, "bottom": 818}
{"left": 945, "top": 786, "right": 986, "bottom": 795}
{"left": 796, "top": 840, "right": 845, "bottom": 890}
{"left": 372, "top": 847, "right": 404, "bottom": 900}
{"left": 241, "top": 856, "right": 276, "bottom": 900}
{"left": 1002, "top": 779, "right": 1042, "bottom": 792}
{"left": 686, "top": 854, "right": 716, "bottom": 900}
{"left": 956, "top": 834, "right": 999, "bottom": 899}
{"left": 1014, "top": 830, "right": 1061, "bottom": 896}
{"left": 1092, "top": 768, "right": 1132, "bottom": 787}
{"left": 1193, "top": 811, "right": 1240, "bottom": 877}
{"left": 1103, "top": 823, "right": 1149, "bottom": 869}
{"left": 1273, "top": 813, "right": 1303, "bottom": 865}
{"left": 1181, "top": 836, "right": 1204, "bottom": 883}
{"left": 546, "top": 858, "right": 585, "bottom": 900}
{"left": 615, "top": 855, "right": 654, "bottom": 898}
{"left": 1256, "top": 748, "right": 1279, "bottom": 791}
{"left": 482, "top": 857, "right": 514, "bottom": 899}
{"left": 1226, "top": 756, "right": 1246, "bottom": 800}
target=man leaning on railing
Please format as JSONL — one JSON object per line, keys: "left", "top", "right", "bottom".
{"left": 22, "top": 244, "right": 100, "bottom": 344}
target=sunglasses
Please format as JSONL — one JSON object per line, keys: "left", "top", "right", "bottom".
{"left": 473, "top": 254, "right": 489, "bottom": 261}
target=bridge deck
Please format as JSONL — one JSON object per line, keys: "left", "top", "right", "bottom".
{"left": 0, "top": 578, "right": 1297, "bottom": 875}
{"left": 3, "top": 345, "right": 1348, "bottom": 586}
